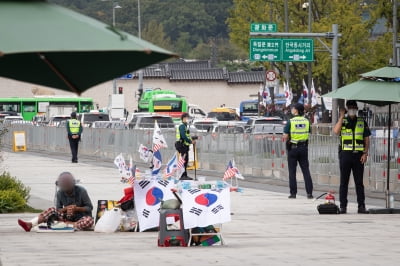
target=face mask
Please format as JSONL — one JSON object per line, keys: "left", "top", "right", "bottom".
{"left": 347, "top": 109, "right": 357, "bottom": 116}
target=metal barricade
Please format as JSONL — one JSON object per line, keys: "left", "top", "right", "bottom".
{"left": 2, "top": 123, "right": 400, "bottom": 193}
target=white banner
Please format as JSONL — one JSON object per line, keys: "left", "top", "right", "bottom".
{"left": 181, "top": 187, "right": 231, "bottom": 229}
{"left": 134, "top": 179, "right": 175, "bottom": 232}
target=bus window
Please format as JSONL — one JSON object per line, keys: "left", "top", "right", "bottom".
{"left": 80, "top": 102, "right": 93, "bottom": 113}
{"left": 22, "top": 102, "right": 36, "bottom": 112}
{"left": 0, "top": 103, "right": 20, "bottom": 112}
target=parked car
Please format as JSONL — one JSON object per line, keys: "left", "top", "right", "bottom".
{"left": 212, "top": 125, "right": 245, "bottom": 134}
{"left": 3, "top": 115, "right": 24, "bottom": 123}
{"left": 245, "top": 116, "right": 285, "bottom": 134}
{"left": 48, "top": 115, "right": 71, "bottom": 127}
{"left": 190, "top": 118, "right": 219, "bottom": 133}
{"left": 207, "top": 107, "right": 240, "bottom": 121}
{"left": 78, "top": 112, "right": 110, "bottom": 127}
{"left": 128, "top": 114, "right": 175, "bottom": 130}
{"left": 92, "top": 121, "right": 128, "bottom": 130}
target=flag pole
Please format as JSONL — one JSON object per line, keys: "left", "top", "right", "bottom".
{"left": 193, "top": 142, "right": 197, "bottom": 181}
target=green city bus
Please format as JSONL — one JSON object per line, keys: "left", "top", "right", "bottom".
{"left": 148, "top": 97, "right": 188, "bottom": 122}
{"left": 0, "top": 97, "right": 94, "bottom": 121}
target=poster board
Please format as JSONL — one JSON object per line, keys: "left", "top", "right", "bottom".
{"left": 13, "top": 131, "right": 26, "bottom": 152}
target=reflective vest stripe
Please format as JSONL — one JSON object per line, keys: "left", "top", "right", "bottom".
{"left": 289, "top": 117, "right": 310, "bottom": 144}
{"left": 340, "top": 117, "right": 365, "bottom": 151}
{"left": 68, "top": 119, "right": 81, "bottom": 134}
{"left": 176, "top": 124, "right": 191, "bottom": 146}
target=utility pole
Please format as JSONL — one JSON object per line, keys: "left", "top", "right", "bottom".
{"left": 307, "top": 0, "right": 313, "bottom": 105}
{"left": 331, "top": 24, "right": 339, "bottom": 125}
{"left": 393, "top": 0, "right": 398, "bottom": 66}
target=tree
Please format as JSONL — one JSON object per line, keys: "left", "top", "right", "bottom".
{"left": 49, "top": 0, "right": 235, "bottom": 59}
{"left": 227, "top": 0, "right": 393, "bottom": 95}
{"left": 141, "top": 20, "right": 173, "bottom": 51}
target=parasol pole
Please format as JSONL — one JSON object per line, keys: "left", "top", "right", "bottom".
{"left": 386, "top": 104, "right": 392, "bottom": 208}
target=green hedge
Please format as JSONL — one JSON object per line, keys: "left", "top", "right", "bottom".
{"left": 0, "top": 172, "right": 30, "bottom": 213}
{"left": 0, "top": 172, "right": 30, "bottom": 201}
{"left": 0, "top": 190, "right": 25, "bottom": 213}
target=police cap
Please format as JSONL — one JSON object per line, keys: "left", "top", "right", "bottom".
{"left": 346, "top": 100, "right": 358, "bottom": 108}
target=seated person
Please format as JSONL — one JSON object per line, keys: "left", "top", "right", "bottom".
{"left": 18, "top": 172, "right": 94, "bottom": 231}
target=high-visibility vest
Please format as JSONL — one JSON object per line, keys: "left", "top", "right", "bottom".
{"left": 176, "top": 123, "right": 191, "bottom": 146}
{"left": 290, "top": 116, "right": 310, "bottom": 144}
{"left": 68, "top": 119, "right": 81, "bottom": 134}
{"left": 341, "top": 117, "right": 365, "bottom": 151}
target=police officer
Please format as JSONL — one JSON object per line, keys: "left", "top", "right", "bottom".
{"left": 67, "top": 112, "right": 82, "bottom": 163}
{"left": 333, "top": 100, "right": 370, "bottom": 214}
{"left": 176, "top": 113, "right": 195, "bottom": 180}
{"left": 283, "top": 103, "right": 313, "bottom": 199}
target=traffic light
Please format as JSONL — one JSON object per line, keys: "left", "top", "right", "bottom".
{"left": 118, "top": 87, "right": 123, "bottom": 94}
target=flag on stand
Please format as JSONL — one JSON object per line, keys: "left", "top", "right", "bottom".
{"left": 311, "top": 79, "right": 318, "bottom": 107}
{"left": 114, "top": 153, "right": 126, "bottom": 172}
{"left": 164, "top": 154, "right": 178, "bottom": 178}
{"left": 175, "top": 154, "right": 186, "bottom": 179}
{"left": 153, "top": 120, "right": 168, "bottom": 152}
{"left": 284, "top": 81, "right": 293, "bottom": 107}
{"left": 127, "top": 165, "right": 136, "bottom": 185}
{"left": 223, "top": 160, "right": 239, "bottom": 180}
{"left": 138, "top": 144, "right": 153, "bottom": 163}
{"left": 232, "top": 159, "right": 244, "bottom": 180}
{"left": 152, "top": 150, "right": 162, "bottom": 176}
{"left": 302, "top": 79, "right": 309, "bottom": 105}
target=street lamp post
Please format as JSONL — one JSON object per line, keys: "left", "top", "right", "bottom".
{"left": 137, "top": 0, "right": 144, "bottom": 101}
{"left": 102, "top": 0, "right": 122, "bottom": 94}
{"left": 112, "top": 3, "right": 122, "bottom": 27}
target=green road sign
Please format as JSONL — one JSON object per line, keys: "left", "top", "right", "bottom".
{"left": 282, "top": 39, "right": 314, "bottom": 62}
{"left": 250, "top": 23, "right": 277, "bottom": 33}
{"left": 249, "top": 39, "right": 282, "bottom": 61}
{"left": 249, "top": 38, "right": 314, "bottom": 62}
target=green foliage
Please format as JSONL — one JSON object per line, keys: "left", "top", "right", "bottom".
{"left": 0, "top": 172, "right": 30, "bottom": 201}
{"left": 49, "top": 0, "right": 234, "bottom": 60}
{"left": 227, "top": 0, "right": 393, "bottom": 95}
{"left": 141, "top": 20, "right": 172, "bottom": 50}
{"left": 0, "top": 190, "right": 26, "bottom": 213}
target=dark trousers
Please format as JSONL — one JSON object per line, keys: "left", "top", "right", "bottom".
{"left": 339, "top": 151, "right": 365, "bottom": 208}
{"left": 288, "top": 145, "right": 313, "bottom": 195}
{"left": 68, "top": 135, "right": 80, "bottom": 162}
{"left": 179, "top": 145, "right": 189, "bottom": 177}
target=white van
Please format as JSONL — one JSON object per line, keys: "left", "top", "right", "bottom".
{"left": 188, "top": 104, "right": 206, "bottom": 120}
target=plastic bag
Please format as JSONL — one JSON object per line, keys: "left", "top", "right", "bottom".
{"left": 94, "top": 208, "right": 122, "bottom": 233}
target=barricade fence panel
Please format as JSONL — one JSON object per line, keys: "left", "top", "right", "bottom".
{"left": 2, "top": 124, "right": 399, "bottom": 193}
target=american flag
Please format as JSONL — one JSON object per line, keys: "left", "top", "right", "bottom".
{"left": 127, "top": 165, "right": 136, "bottom": 185}
{"left": 177, "top": 154, "right": 186, "bottom": 169}
{"left": 223, "top": 160, "right": 239, "bottom": 180}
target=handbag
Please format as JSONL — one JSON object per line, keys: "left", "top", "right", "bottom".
{"left": 175, "top": 140, "right": 185, "bottom": 152}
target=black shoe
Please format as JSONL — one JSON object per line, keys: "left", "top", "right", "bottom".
{"left": 340, "top": 208, "right": 347, "bottom": 214}
{"left": 179, "top": 175, "right": 193, "bottom": 181}
{"left": 288, "top": 194, "right": 296, "bottom": 199}
{"left": 358, "top": 206, "right": 369, "bottom": 214}
{"left": 72, "top": 160, "right": 78, "bottom": 163}
{"left": 307, "top": 194, "right": 314, "bottom": 199}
